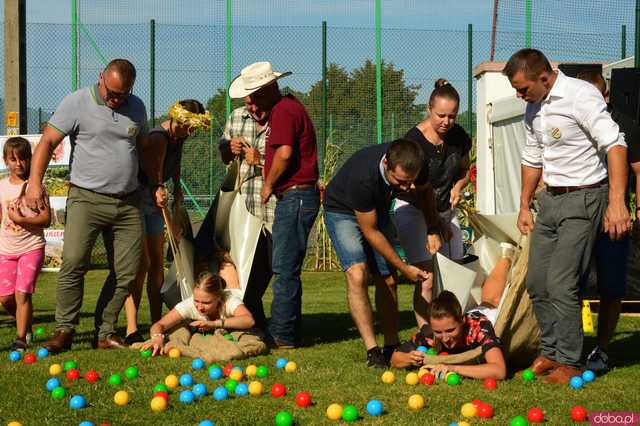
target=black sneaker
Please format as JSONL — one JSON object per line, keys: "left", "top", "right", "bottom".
{"left": 586, "top": 346, "right": 609, "bottom": 374}
{"left": 10, "top": 338, "right": 27, "bottom": 352}
{"left": 382, "top": 344, "right": 400, "bottom": 364}
{"left": 124, "top": 331, "right": 145, "bottom": 345}
{"left": 367, "top": 347, "right": 389, "bottom": 368}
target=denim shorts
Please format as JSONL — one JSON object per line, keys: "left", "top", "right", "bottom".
{"left": 140, "top": 188, "right": 164, "bottom": 236}
{"left": 593, "top": 232, "right": 629, "bottom": 299}
{"left": 324, "top": 209, "right": 393, "bottom": 276}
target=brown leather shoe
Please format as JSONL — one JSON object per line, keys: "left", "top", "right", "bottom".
{"left": 528, "top": 355, "right": 561, "bottom": 375}
{"left": 96, "top": 334, "right": 129, "bottom": 350}
{"left": 543, "top": 365, "right": 582, "bottom": 384}
{"left": 43, "top": 328, "right": 74, "bottom": 354}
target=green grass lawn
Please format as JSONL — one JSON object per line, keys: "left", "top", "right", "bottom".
{"left": 1, "top": 271, "right": 640, "bottom": 425}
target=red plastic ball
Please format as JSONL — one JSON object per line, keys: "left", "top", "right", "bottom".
{"left": 420, "top": 373, "right": 435, "bottom": 385}
{"left": 528, "top": 407, "right": 545, "bottom": 423}
{"left": 153, "top": 391, "right": 170, "bottom": 401}
{"left": 23, "top": 353, "right": 37, "bottom": 364}
{"left": 99, "top": 424, "right": 110, "bottom": 426}
{"left": 471, "top": 399, "right": 485, "bottom": 409}
{"left": 483, "top": 378, "right": 497, "bottom": 389}
{"left": 271, "top": 383, "right": 286, "bottom": 397}
{"left": 84, "top": 370, "right": 100, "bottom": 383}
{"left": 477, "top": 403, "right": 494, "bottom": 419}
{"left": 571, "top": 406, "right": 588, "bottom": 422}
{"left": 439, "top": 351, "right": 449, "bottom": 356}
{"left": 295, "top": 391, "right": 312, "bottom": 408}
{"left": 66, "top": 368, "right": 81, "bottom": 380}
{"left": 223, "top": 363, "right": 234, "bottom": 376}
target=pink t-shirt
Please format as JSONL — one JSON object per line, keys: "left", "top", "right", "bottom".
{"left": 0, "top": 178, "right": 47, "bottom": 255}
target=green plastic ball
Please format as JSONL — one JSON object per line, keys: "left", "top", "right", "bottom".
{"left": 522, "top": 369, "right": 536, "bottom": 382}
{"left": 256, "top": 365, "right": 269, "bottom": 378}
{"left": 51, "top": 386, "right": 66, "bottom": 400}
{"left": 208, "top": 363, "right": 222, "bottom": 373}
{"left": 63, "top": 360, "right": 78, "bottom": 371}
{"left": 140, "top": 348, "right": 153, "bottom": 358}
{"left": 446, "top": 373, "right": 461, "bottom": 386}
{"left": 124, "top": 366, "right": 139, "bottom": 380}
{"left": 426, "top": 348, "right": 437, "bottom": 355}
{"left": 153, "top": 383, "right": 169, "bottom": 393}
{"left": 223, "top": 333, "right": 235, "bottom": 341}
{"left": 511, "top": 415, "right": 528, "bottom": 426}
{"left": 108, "top": 373, "right": 122, "bottom": 386}
{"left": 34, "top": 326, "right": 46, "bottom": 338}
{"left": 342, "top": 404, "right": 359, "bottom": 422}
{"left": 224, "top": 379, "right": 238, "bottom": 393}
{"left": 275, "top": 410, "right": 294, "bottom": 426}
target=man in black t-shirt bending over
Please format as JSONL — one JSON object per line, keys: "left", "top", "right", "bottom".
{"left": 323, "top": 139, "right": 431, "bottom": 368}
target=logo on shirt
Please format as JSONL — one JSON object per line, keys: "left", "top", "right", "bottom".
{"left": 550, "top": 127, "right": 562, "bottom": 140}
{"left": 127, "top": 126, "right": 139, "bottom": 137}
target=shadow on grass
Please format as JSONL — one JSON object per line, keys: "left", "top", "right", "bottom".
{"left": 608, "top": 330, "right": 640, "bottom": 369}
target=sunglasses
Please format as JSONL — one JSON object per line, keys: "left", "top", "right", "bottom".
{"left": 101, "top": 73, "right": 132, "bottom": 101}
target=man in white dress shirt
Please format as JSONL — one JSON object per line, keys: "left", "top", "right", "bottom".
{"left": 503, "top": 49, "right": 631, "bottom": 384}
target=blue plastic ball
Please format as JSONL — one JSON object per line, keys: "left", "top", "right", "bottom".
{"left": 8, "top": 351, "right": 22, "bottom": 362}
{"left": 199, "top": 421, "right": 215, "bottom": 426}
{"left": 213, "top": 386, "right": 228, "bottom": 401}
{"left": 569, "top": 375, "right": 584, "bottom": 389}
{"left": 193, "top": 383, "right": 208, "bottom": 398}
{"left": 208, "top": 367, "right": 223, "bottom": 380}
{"left": 235, "top": 383, "right": 249, "bottom": 397}
{"left": 366, "top": 399, "right": 383, "bottom": 416}
{"left": 37, "top": 347, "right": 49, "bottom": 359}
{"left": 179, "top": 390, "right": 195, "bottom": 404}
{"left": 69, "top": 395, "right": 87, "bottom": 409}
{"left": 231, "top": 366, "right": 243, "bottom": 373}
{"left": 79, "top": 422, "right": 94, "bottom": 426}
{"left": 46, "top": 377, "right": 61, "bottom": 392}
{"left": 179, "top": 373, "right": 194, "bottom": 387}
{"left": 448, "top": 423, "right": 459, "bottom": 426}
{"left": 275, "top": 358, "right": 288, "bottom": 369}
{"left": 416, "top": 346, "right": 428, "bottom": 353}
{"left": 192, "top": 358, "right": 205, "bottom": 370}
{"left": 582, "top": 370, "right": 595, "bottom": 383}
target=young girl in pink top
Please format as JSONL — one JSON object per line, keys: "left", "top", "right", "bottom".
{"left": 0, "top": 137, "right": 50, "bottom": 351}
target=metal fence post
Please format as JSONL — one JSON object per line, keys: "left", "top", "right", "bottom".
{"left": 322, "top": 20, "right": 328, "bottom": 171}
{"left": 71, "top": 0, "right": 79, "bottom": 91}
{"left": 375, "top": 0, "right": 382, "bottom": 144}
{"left": 525, "top": 0, "right": 532, "bottom": 48}
{"left": 622, "top": 24, "right": 627, "bottom": 59}
{"left": 150, "top": 19, "right": 156, "bottom": 127}
{"left": 225, "top": 0, "right": 233, "bottom": 117}
{"left": 468, "top": 23, "right": 473, "bottom": 140}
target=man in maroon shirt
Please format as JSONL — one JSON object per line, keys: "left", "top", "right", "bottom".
{"left": 229, "top": 62, "right": 320, "bottom": 348}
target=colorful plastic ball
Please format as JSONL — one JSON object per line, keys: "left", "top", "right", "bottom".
{"left": 405, "top": 372, "right": 420, "bottom": 385}
{"left": 271, "top": 383, "right": 286, "bottom": 397}
{"left": 420, "top": 373, "right": 435, "bottom": 385}
{"left": 150, "top": 396, "right": 167, "bottom": 412}
{"left": 23, "top": 353, "right": 37, "bottom": 364}
{"left": 51, "top": 386, "right": 66, "bottom": 400}
{"left": 235, "top": 383, "right": 249, "bottom": 397}
{"left": 276, "top": 357, "right": 288, "bottom": 369}
{"left": 213, "top": 386, "right": 229, "bottom": 401}
{"left": 179, "top": 373, "right": 193, "bottom": 387}
{"left": 165, "top": 374, "right": 179, "bottom": 389}
{"left": 527, "top": 407, "right": 545, "bottom": 423}
{"left": 522, "top": 369, "right": 536, "bottom": 382}
{"left": 223, "top": 363, "right": 234, "bottom": 376}
{"left": 484, "top": 377, "right": 497, "bottom": 389}
{"left": 153, "top": 383, "right": 169, "bottom": 394}
{"left": 416, "top": 345, "right": 427, "bottom": 352}
{"left": 582, "top": 370, "right": 595, "bottom": 383}
{"left": 140, "top": 348, "right": 153, "bottom": 358}
{"left": 69, "top": 395, "right": 87, "bottom": 409}
{"left": 446, "top": 372, "right": 461, "bottom": 385}
{"left": 84, "top": 370, "right": 100, "bottom": 383}
{"left": 224, "top": 379, "right": 238, "bottom": 393}
{"left": 9, "top": 351, "right": 22, "bottom": 362}
{"left": 381, "top": 371, "right": 396, "bottom": 384}
{"left": 229, "top": 368, "right": 244, "bottom": 382}
{"left": 198, "top": 421, "right": 215, "bottom": 426}
{"left": 366, "top": 399, "right": 383, "bottom": 416}
{"left": 208, "top": 363, "right": 222, "bottom": 372}
{"left": 63, "top": 360, "right": 78, "bottom": 371}
{"left": 191, "top": 358, "right": 205, "bottom": 370}
{"left": 209, "top": 367, "right": 223, "bottom": 380}
{"left": 66, "top": 368, "right": 81, "bottom": 380}
{"left": 510, "top": 415, "right": 528, "bottom": 426}
{"left": 326, "top": 403, "right": 343, "bottom": 420}
{"left": 37, "top": 347, "right": 49, "bottom": 359}
{"left": 49, "top": 363, "right": 63, "bottom": 375}
{"left": 114, "top": 390, "right": 130, "bottom": 406}
{"left": 275, "top": 411, "right": 294, "bottom": 426}
{"left": 108, "top": 373, "right": 122, "bottom": 386}
{"left": 570, "top": 376, "right": 584, "bottom": 389}
{"left": 461, "top": 402, "right": 478, "bottom": 418}
{"left": 570, "top": 406, "right": 588, "bottom": 422}
{"left": 342, "top": 404, "right": 359, "bottom": 422}
{"left": 124, "top": 366, "right": 139, "bottom": 380}
{"left": 256, "top": 365, "right": 269, "bottom": 378}
{"left": 407, "top": 394, "right": 425, "bottom": 411}
{"left": 478, "top": 403, "right": 494, "bottom": 419}
{"left": 168, "top": 347, "right": 181, "bottom": 358}
{"left": 223, "top": 333, "right": 234, "bottom": 341}
{"left": 153, "top": 391, "right": 169, "bottom": 401}
{"left": 179, "top": 390, "right": 195, "bottom": 404}
{"left": 34, "top": 326, "right": 46, "bottom": 338}
{"left": 46, "top": 377, "right": 62, "bottom": 392}
{"left": 458, "top": 422, "right": 471, "bottom": 426}
{"left": 193, "top": 383, "right": 208, "bottom": 398}
{"left": 471, "top": 399, "right": 484, "bottom": 409}
{"left": 245, "top": 364, "right": 257, "bottom": 377}
{"left": 284, "top": 361, "right": 298, "bottom": 373}
{"left": 248, "top": 381, "right": 263, "bottom": 396}
{"left": 295, "top": 391, "right": 312, "bottom": 408}
{"left": 7, "top": 422, "right": 23, "bottom": 426}
{"left": 78, "top": 422, "right": 94, "bottom": 426}
{"left": 426, "top": 347, "right": 437, "bottom": 355}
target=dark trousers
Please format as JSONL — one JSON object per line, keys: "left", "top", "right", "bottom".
{"left": 242, "top": 230, "right": 273, "bottom": 332}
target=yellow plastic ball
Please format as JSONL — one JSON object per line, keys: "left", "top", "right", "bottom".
{"left": 150, "top": 395, "right": 167, "bottom": 412}
{"left": 460, "top": 402, "right": 477, "bottom": 418}
{"left": 417, "top": 366, "right": 430, "bottom": 378}
{"left": 326, "top": 403, "right": 343, "bottom": 420}
{"left": 49, "top": 363, "right": 63, "bottom": 376}
{"left": 7, "top": 422, "right": 23, "bottom": 426}
{"left": 168, "top": 347, "right": 181, "bottom": 358}
{"left": 458, "top": 422, "right": 471, "bottom": 426}
{"left": 245, "top": 364, "right": 257, "bottom": 377}
{"left": 164, "top": 374, "right": 179, "bottom": 389}
{"left": 284, "top": 361, "right": 297, "bottom": 372}
{"left": 229, "top": 368, "right": 244, "bottom": 381}
{"left": 381, "top": 371, "right": 396, "bottom": 384}
{"left": 407, "top": 394, "right": 425, "bottom": 411}
{"left": 405, "top": 372, "right": 420, "bottom": 385}
{"left": 248, "top": 380, "right": 263, "bottom": 396}
{"left": 114, "top": 390, "right": 130, "bottom": 406}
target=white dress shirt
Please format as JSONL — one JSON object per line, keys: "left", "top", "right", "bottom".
{"left": 521, "top": 70, "right": 626, "bottom": 187}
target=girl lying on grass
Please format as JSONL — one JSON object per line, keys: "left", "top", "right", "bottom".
{"left": 391, "top": 243, "right": 517, "bottom": 380}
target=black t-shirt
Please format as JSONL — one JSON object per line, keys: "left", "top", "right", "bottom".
{"left": 138, "top": 127, "right": 184, "bottom": 186}
{"left": 324, "top": 143, "right": 401, "bottom": 215}
{"left": 397, "top": 124, "right": 472, "bottom": 212}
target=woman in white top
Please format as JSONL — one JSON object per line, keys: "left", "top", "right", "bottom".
{"left": 142, "top": 272, "right": 254, "bottom": 356}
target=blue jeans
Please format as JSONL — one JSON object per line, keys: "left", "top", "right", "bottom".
{"left": 268, "top": 187, "right": 320, "bottom": 345}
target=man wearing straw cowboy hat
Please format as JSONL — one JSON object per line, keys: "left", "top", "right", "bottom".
{"left": 228, "top": 61, "right": 320, "bottom": 348}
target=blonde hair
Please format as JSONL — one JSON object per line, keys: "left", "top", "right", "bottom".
{"left": 193, "top": 272, "right": 227, "bottom": 301}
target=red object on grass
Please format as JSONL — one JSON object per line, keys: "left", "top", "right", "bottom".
{"left": 66, "top": 368, "right": 81, "bottom": 380}
{"left": 295, "top": 391, "right": 312, "bottom": 407}
{"left": 477, "top": 403, "right": 494, "bottom": 419}
{"left": 527, "top": 407, "right": 545, "bottom": 423}
{"left": 153, "top": 391, "right": 170, "bottom": 401}
{"left": 23, "top": 353, "right": 37, "bottom": 364}
{"left": 420, "top": 373, "right": 435, "bottom": 385}
{"left": 271, "top": 383, "right": 286, "bottom": 397}
{"left": 84, "top": 370, "right": 100, "bottom": 383}
{"left": 571, "top": 406, "right": 588, "bottom": 422}
{"left": 471, "top": 399, "right": 485, "bottom": 409}
{"left": 483, "top": 378, "right": 497, "bottom": 389}
{"left": 223, "top": 363, "right": 234, "bottom": 376}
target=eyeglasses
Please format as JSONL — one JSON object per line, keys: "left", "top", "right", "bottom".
{"left": 101, "top": 73, "right": 132, "bottom": 101}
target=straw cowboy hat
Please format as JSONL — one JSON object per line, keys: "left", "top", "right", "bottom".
{"left": 228, "top": 61, "right": 292, "bottom": 99}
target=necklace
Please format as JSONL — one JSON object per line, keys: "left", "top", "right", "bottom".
{"left": 433, "top": 142, "right": 444, "bottom": 155}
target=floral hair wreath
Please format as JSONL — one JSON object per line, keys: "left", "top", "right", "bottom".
{"left": 168, "top": 101, "right": 212, "bottom": 131}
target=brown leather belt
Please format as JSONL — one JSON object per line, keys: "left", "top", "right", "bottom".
{"left": 275, "top": 183, "right": 316, "bottom": 199}
{"left": 546, "top": 179, "right": 607, "bottom": 195}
